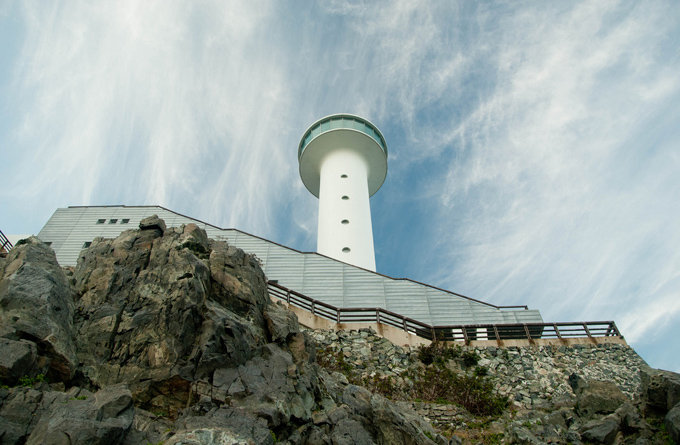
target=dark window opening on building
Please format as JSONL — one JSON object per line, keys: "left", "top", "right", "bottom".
{"left": 45, "top": 241, "right": 52, "bottom": 246}
{"left": 121, "top": 219, "right": 130, "bottom": 224}
{"left": 109, "top": 219, "right": 117, "bottom": 224}
{"left": 83, "top": 241, "right": 92, "bottom": 248}
{"left": 96, "top": 219, "right": 105, "bottom": 224}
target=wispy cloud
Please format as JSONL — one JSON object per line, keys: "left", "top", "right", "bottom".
{"left": 2, "top": 0, "right": 678, "bottom": 370}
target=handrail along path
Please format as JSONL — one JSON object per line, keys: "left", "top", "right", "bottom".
{"left": 267, "top": 281, "right": 622, "bottom": 344}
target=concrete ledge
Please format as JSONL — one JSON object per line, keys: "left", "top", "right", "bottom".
{"left": 465, "top": 336, "right": 627, "bottom": 348}
{"left": 272, "top": 297, "right": 628, "bottom": 349}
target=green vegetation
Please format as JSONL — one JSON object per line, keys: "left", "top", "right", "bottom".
{"left": 405, "top": 365, "right": 506, "bottom": 416}
{"left": 316, "top": 340, "right": 507, "bottom": 417}
{"left": 316, "top": 347, "right": 353, "bottom": 375}
{"left": 19, "top": 373, "right": 46, "bottom": 387}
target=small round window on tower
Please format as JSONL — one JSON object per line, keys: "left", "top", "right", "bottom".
{"left": 341, "top": 174, "right": 348, "bottom": 178}
{"left": 341, "top": 195, "right": 349, "bottom": 200}
{"left": 342, "top": 247, "right": 351, "bottom": 253}
{"left": 341, "top": 219, "right": 349, "bottom": 225}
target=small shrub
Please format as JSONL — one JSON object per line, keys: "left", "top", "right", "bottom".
{"left": 406, "top": 366, "right": 507, "bottom": 415}
{"left": 19, "top": 373, "right": 46, "bottom": 387}
{"left": 461, "top": 350, "right": 479, "bottom": 368}
{"left": 417, "top": 339, "right": 462, "bottom": 366}
{"left": 316, "top": 347, "right": 353, "bottom": 376}
{"left": 318, "top": 340, "right": 506, "bottom": 417}
{"left": 474, "top": 366, "right": 488, "bottom": 377}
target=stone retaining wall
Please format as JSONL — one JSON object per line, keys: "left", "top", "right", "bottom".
{"left": 307, "top": 327, "right": 648, "bottom": 412}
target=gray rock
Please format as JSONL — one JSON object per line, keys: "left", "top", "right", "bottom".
{"left": 263, "top": 301, "right": 300, "bottom": 343}
{"left": 72, "top": 225, "right": 269, "bottom": 401}
{"left": 369, "top": 393, "right": 441, "bottom": 445}
{"left": 0, "top": 237, "right": 77, "bottom": 381}
{"left": 95, "top": 384, "right": 134, "bottom": 421}
{"left": 509, "top": 426, "right": 544, "bottom": 444}
{"left": 570, "top": 373, "right": 628, "bottom": 417}
{"left": 342, "top": 385, "right": 373, "bottom": 417}
{"left": 178, "top": 223, "right": 209, "bottom": 255}
{"left": 616, "top": 402, "right": 649, "bottom": 433}
{"left": 580, "top": 414, "right": 620, "bottom": 444}
{"left": 175, "top": 406, "right": 273, "bottom": 445}
{"left": 138, "top": 214, "right": 166, "bottom": 234}
{"left": 640, "top": 366, "right": 680, "bottom": 413}
{"left": 0, "top": 338, "right": 37, "bottom": 385}
{"left": 330, "top": 418, "right": 374, "bottom": 445}
{"left": 0, "top": 385, "right": 135, "bottom": 445}
{"left": 665, "top": 402, "right": 680, "bottom": 444}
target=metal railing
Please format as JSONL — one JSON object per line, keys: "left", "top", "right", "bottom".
{"left": 0, "top": 230, "right": 12, "bottom": 255}
{"left": 267, "top": 281, "right": 622, "bottom": 343}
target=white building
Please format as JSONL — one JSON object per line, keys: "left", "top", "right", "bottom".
{"left": 37, "top": 205, "right": 543, "bottom": 328}
{"left": 298, "top": 114, "right": 387, "bottom": 271}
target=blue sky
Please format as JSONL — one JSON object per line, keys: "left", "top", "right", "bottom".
{"left": 1, "top": 1, "right": 679, "bottom": 372}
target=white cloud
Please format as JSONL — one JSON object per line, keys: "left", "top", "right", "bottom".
{"left": 2, "top": 0, "right": 679, "bottom": 370}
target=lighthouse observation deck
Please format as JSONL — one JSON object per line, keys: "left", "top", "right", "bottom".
{"left": 298, "top": 114, "right": 387, "bottom": 157}
{"left": 298, "top": 114, "right": 388, "bottom": 198}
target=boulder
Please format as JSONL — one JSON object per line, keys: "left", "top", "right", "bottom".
{"left": 0, "top": 338, "right": 37, "bottom": 385}
{"left": 569, "top": 373, "right": 628, "bottom": 417}
{"left": 0, "top": 237, "right": 77, "bottom": 381}
{"left": 178, "top": 223, "right": 210, "bottom": 255}
{"left": 138, "top": 214, "right": 166, "bottom": 234}
{"left": 72, "top": 225, "right": 271, "bottom": 397}
{"left": 640, "top": 366, "right": 680, "bottom": 413}
{"left": 509, "top": 426, "right": 544, "bottom": 445}
{"left": 173, "top": 406, "right": 274, "bottom": 445}
{"left": 579, "top": 414, "right": 620, "bottom": 444}
{"left": 666, "top": 403, "right": 680, "bottom": 444}
{"left": 263, "top": 301, "right": 300, "bottom": 343}
{"left": 369, "top": 393, "right": 444, "bottom": 445}
{"left": 0, "top": 385, "right": 133, "bottom": 445}
{"left": 330, "top": 417, "right": 374, "bottom": 445}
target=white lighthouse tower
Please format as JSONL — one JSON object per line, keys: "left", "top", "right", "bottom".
{"left": 298, "top": 114, "right": 388, "bottom": 271}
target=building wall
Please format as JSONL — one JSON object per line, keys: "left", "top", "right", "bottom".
{"left": 37, "top": 206, "right": 543, "bottom": 326}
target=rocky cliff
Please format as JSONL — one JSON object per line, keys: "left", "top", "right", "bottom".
{"left": 0, "top": 216, "right": 678, "bottom": 444}
{"left": 0, "top": 217, "right": 443, "bottom": 444}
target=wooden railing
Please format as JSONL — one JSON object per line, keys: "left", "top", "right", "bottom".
{"left": 267, "top": 281, "right": 622, "bottom": 343}
{"left": 0, "top": 230, "right": 12, "bottom": 255}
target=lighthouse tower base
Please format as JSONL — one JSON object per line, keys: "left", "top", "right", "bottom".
{"left": 317, "top": 148, "right": 376, "bottom": 271}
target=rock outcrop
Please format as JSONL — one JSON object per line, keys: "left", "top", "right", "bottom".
{"left": 1, "top": 218, "right": 679, "bottom": 444}
{"left": 311, "top": 328, "right": 679, "bottom": 444}
{"left": 0, "top": 237, "right": 77, "bottom": 382}
{"left": 0, "top": 218, "right": 445, "bottom": 444}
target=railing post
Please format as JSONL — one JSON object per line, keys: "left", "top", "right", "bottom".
{"left": 286, "top": 290, "right": 290, "bottom": 304}
{"left": 582, "top": 322, "right": 592, "bottom": 339}
{"left": 553, "top": 323, "right": 562, "bottom": 339}
{"left": 311, "top": 301, "right": 315, "bottom": 316}
{"left": 523, "top": 324, "right": 532, "bottom": 340}
{"left": 462, "top": 327, "right": 469, "bottom": 344}
{"left": 376, "top": 310, "right": 380, "bottom": 325}
{"left": 336, "top": 308, "right": 341, "bottom": 323}
{"left": 492, "top": 325, "right": 500, "bottom": 341}
{"left": 430, "top": 327, "right": 436, "bottom": 341}
{"left": 402, "top": 317, "right": 407, "bottom": 332}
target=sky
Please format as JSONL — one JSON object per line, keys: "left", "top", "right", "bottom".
{"left": 1, "top": 1, "right": 679, "bottom": 372}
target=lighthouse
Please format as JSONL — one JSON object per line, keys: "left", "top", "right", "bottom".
{"left": 298, "top": 114, "right": 388, "bottom": 271}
